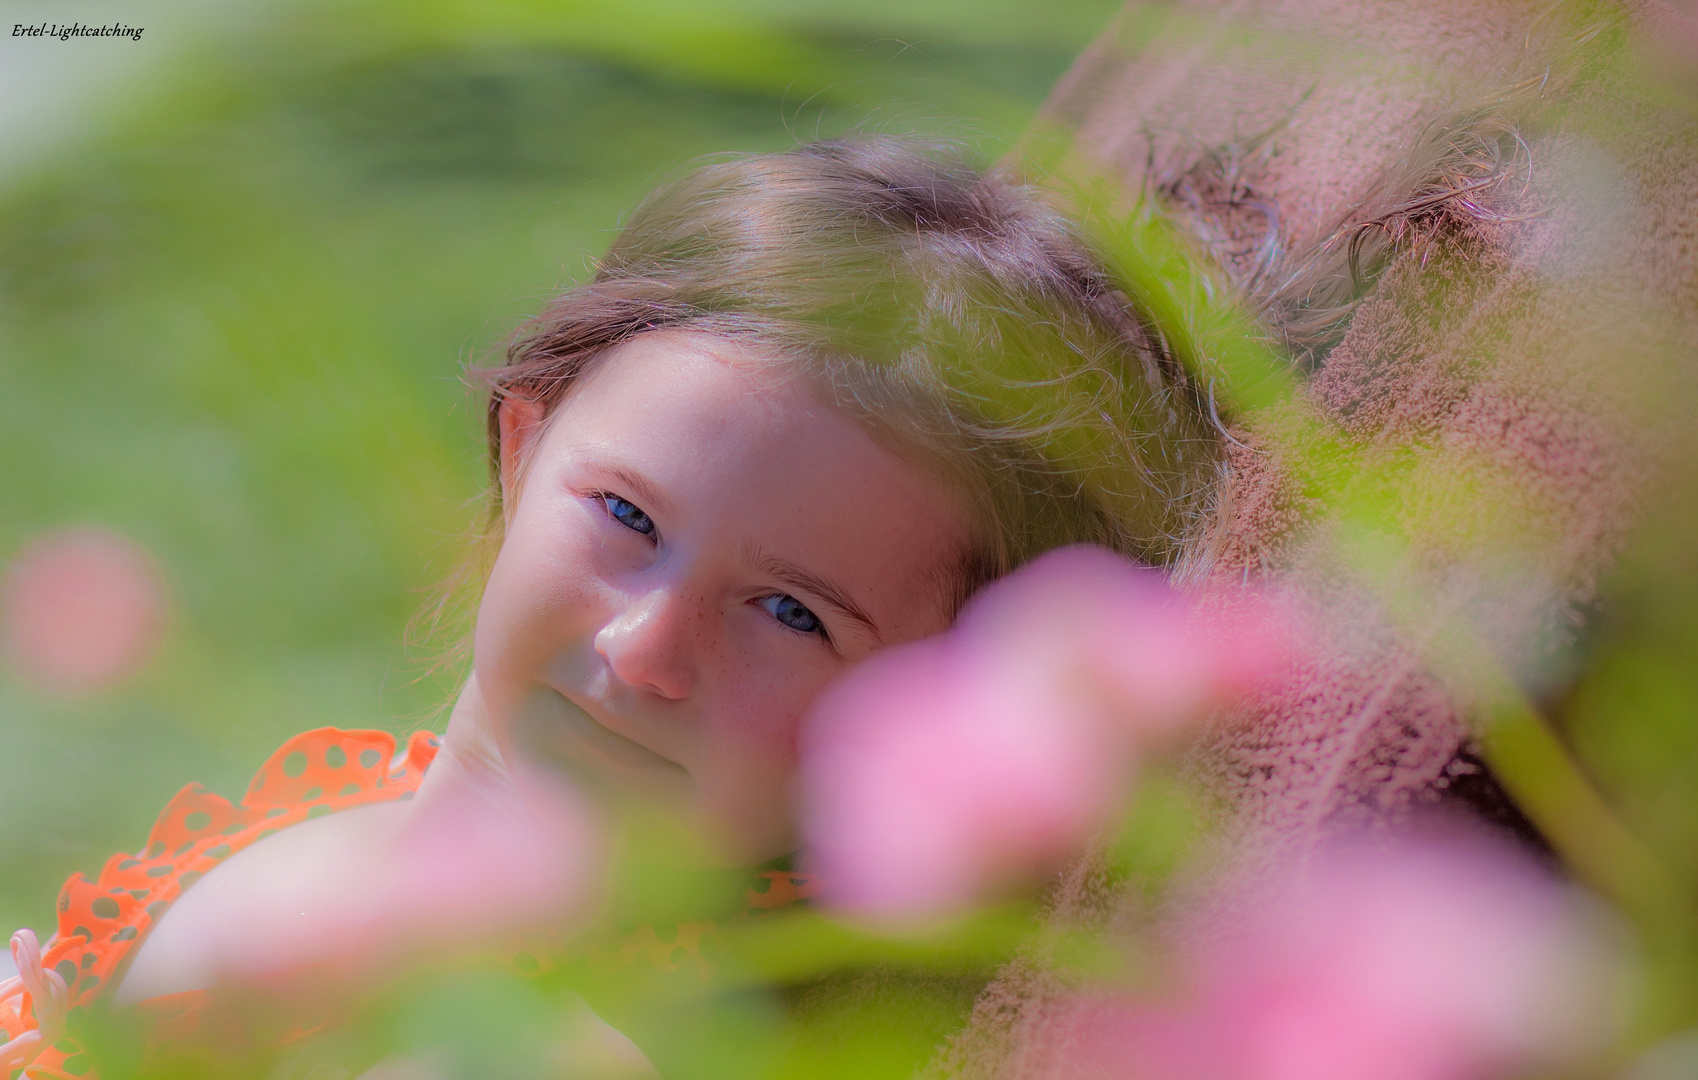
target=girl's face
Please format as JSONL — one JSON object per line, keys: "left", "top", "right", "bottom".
{"left": 475, "top": 331, "right": 971, "bottom": 863}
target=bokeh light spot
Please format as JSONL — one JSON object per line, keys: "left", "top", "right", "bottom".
{"left": 0, "top": 528, "right": 170, "bottom": 695}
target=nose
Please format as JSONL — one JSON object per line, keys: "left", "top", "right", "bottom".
{"left": 593, "top": 587, "right": 698, "bottom": 700}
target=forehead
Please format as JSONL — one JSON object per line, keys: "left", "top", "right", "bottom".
{"left": 538, "top": 330, "right": 971, "bottom": 634}
{"left": 554, "top": 331, "right": 801, "bottom": 453}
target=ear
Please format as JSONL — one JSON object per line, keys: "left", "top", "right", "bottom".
{"left": 497, "top": 395, "right": 548, "bottom": 524}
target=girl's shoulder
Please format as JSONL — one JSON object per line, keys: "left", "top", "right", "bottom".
{"left": 0, "top": 727, "right": 439, "bottom": 1079}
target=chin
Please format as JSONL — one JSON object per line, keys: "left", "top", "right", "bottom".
{"left": 695, "top": 800, "right": 798, "bottom": 867}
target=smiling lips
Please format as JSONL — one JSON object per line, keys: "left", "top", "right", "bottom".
{"left": 528, "top": 689, "right": 692, "bottom": 798}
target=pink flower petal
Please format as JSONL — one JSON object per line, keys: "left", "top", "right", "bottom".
{"left": 801, "top": 545, "right": 1300, "bottom": 923}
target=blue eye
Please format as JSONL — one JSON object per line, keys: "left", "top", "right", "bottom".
{"left": 760, "top": 594, "right": 825, "bottom": 638}
{"left": 600, "top": 494, "right": 654, "bottom": 536}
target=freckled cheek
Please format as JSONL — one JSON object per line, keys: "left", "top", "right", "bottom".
{"left": 698, "top": 658, "right": 834, "bottom": 783}
{"left": 691, "top": 659, "right": 833, "bottom": 859}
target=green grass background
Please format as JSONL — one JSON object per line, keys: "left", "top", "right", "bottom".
{"left": 0, "top": 0, "right": 1121, "bottom": 937}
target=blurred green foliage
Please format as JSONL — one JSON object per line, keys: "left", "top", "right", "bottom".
{"left": 0, "top": 0, "right": 1120, "bottom": 938}
{"left": 10, "top": 4, "right": 1697, "bottom": 1078}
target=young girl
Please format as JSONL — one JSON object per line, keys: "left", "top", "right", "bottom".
{"left": 0, "top": 137, "right": 1219, "bottom": 1077}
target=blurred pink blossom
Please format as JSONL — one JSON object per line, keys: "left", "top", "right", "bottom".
{"left": 1, "top": 528, "right": 170, "bottom": 694}
{"left": 210, "top": 767, "right": 602, "bottom": 985}
{"left": 1060, "top": 834, "right": 1623, "bottom": 1080}
{"left": 802, "top": 634, "right": 1125, "bottom": 919}
{"left": 385, "top": 764, "right": 603, "bottom": 939}
{"left": 802, "top": 545, "right": 1297, "bottom": 922}
{"left": 966, "top": 546, "right": 1295, "bottom": 734}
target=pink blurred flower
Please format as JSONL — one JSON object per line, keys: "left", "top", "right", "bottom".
{"left": 1, "top": 528, "right": 170, "bottom": 694}
{"left": 384, "top": 764, "right": 603, "bottom": 939}
{"left": 1060, "top": 834, "right": 1623, "bottom": 1080}
{"left": 209, "top": 767, "right": 602, "bottom": 985}
{"left": 802, "top": 546, "right": 1296, "bottom": 922}
{"left": 963, "top": 546, "right": 1295, "bottom": 735}
{"left": 803, "top": 634, "right": 1126, "bottom": 919}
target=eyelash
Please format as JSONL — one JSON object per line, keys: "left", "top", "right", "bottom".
{"left": 592, "top": 490, "right": 831, "bottom": 645}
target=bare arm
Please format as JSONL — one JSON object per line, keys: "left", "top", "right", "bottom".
{"left": 112, "top": 799, "right": 411, "bottom": 1006}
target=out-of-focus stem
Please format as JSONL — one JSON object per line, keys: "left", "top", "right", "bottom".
{"left": 1480, "top": 692, "right": 1688, "bottom": 930}
{"left": 1481, "top": 689, "right": 1698, "bottom": 1044}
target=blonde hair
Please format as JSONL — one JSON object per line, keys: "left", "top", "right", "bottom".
{"left": 473, "top": 138, "right": 1220, "bottom": 614}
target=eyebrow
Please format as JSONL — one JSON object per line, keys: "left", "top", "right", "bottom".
{"left": 594, "top": 462, "right": 675, "bottom": 519}
{"left": 745, "top": 543, "right": 883, "bottom": 646}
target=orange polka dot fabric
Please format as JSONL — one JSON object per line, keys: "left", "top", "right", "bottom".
{"left": 0, "top": 727, "right": 440, "bottom": 1080}
{"left": 0, "top": 728, "right": 816, "bottom": 1080}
